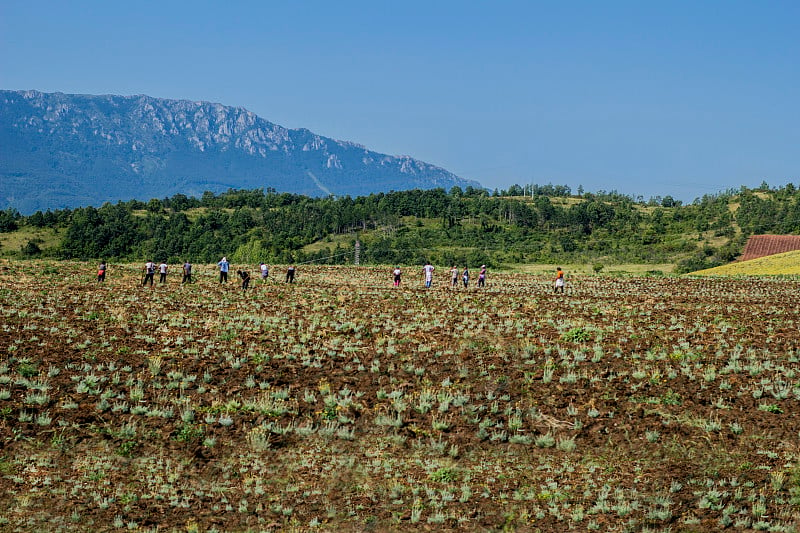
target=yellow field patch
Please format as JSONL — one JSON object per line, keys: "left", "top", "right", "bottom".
{"left": 691, "top": 249, "right": 800, "bottom": 276}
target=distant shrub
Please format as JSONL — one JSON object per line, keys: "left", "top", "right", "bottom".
{"left": 21, "top": 240, "right": 42, "bottom": 257}
{"left": 675, "top": 254, "right": 723, "bottom": 274}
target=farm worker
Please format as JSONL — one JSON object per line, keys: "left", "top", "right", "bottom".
{"left": 423, "top": 262, "right": 435, "bottom": 288}
{"left": 260, "top": 263, "right": 269, "bottom": 281}
{"left": 142, "top": 260, "right": 155, "bottom": 286}
{"left": 450, "top": 266, "right": 459, "bottom": 287}
{"left": 554, "top": 267, "right": 565, "bottom": 294}
{"left": 286, "top": 265, "right": 296, "bottom": 283}
{"left": 477, "top": 265, "right": 486, "bottom": 288}
{"left": 393, "top": 266, "right": 402, "bottom": 287}
{"left": 237, "top": 270, "right": 251, "bottom": 291}
{"left": 462, "top": 266, "right": 469, "bottom": 288}
{"left": 182, "top": 261, "right": 192, "bottom": 284}
{"left": 159, "top": 261, "right": 168, "bottom": 283}
{"left": 217, "top": 257, "right": 229, "bottom": 283}
{"left": 97, "top": 261, "right": 106, "bottom": 282}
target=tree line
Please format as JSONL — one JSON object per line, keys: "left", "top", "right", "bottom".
{"left": 1, "top": 182, "right": 799, "bottom": 273}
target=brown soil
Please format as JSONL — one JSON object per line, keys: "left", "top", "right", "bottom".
{"left": 1, "top": 261, "right": 799, "bottom": 532}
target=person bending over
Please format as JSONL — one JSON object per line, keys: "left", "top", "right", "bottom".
{"left": 238, "top": 270, "right": 251, "bottom": 291}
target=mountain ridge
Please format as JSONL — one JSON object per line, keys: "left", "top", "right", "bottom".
{"left": 0, "top": 90, "right": 481, "bottom": 213}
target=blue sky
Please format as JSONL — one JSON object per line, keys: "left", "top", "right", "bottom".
{"left": 2, "top": 1, "right": 798, "bottom": 201}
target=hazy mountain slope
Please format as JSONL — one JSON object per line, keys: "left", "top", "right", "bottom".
{"left": 0, "top": 90, "right": 481, "bottom": 213}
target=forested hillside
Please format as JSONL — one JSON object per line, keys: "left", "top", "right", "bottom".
{"left": 1, "top": 183, "right": 799, "bottom": 273}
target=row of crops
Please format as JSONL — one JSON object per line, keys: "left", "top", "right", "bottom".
{"left": 1, "top": 261, "right": 799, "bottom": 531}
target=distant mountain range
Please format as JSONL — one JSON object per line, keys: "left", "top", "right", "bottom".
{"left": 0, "top": 90, "right": 481, "bottom": 213}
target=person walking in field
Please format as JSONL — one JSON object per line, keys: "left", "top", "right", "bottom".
{"left": 554, "top": 267, "right": 566, "bottom": 294}
{"left": 182, "top": 261, "right": 192, "bottom": 284}
{"left": 217, "top": 257, "right": 229, "bottom": 283}
{"left": 97, "top": 261, "right": 106, "bottom": 282}
{"left": 450, "top": 266, "right": 459, "bottom": 288}
{"left": 286, "top": 265, "right": 296, "bottom": 283}
{"left": 159, "top": 261, "right": 168, "bottom": 283}
{"left": 237, "top": 270, "right": 251, "bottom": 291}
{"left": 477, "top": 265, "right": 487, "bottom": 288}
{"left": 393, "top": 266, "right": 402, "bottom": 287}
{"left": 260, "top": 263, "right": 269, "bottom": 282}
{"left": 142, "top": 260, "right": 155, "bottom": 286}
{"left": 462, "top": 266, "right": 470, "bottom": 288}
{"left": 423, "top": 262, "right": 435, "bottom": 288}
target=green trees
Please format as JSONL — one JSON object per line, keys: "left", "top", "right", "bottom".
{"left": 7, "top": 183, "right": 799, "bottom": 266}
{"left": 59, "top": 204, "right": 142, "bottom": 259}
{"left": 0, "top": 208, "right": 20, "bottom": 232}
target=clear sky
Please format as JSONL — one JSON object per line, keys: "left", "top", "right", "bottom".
{"left": 2, "top": 1, "right": 798, "bottom": 202}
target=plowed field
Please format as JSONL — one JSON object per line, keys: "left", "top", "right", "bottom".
{"left": 1, "top": 261, "right": 800, "bottom": 532}
{"left": 741, "top": 235, "right": 800, "bottom": 261}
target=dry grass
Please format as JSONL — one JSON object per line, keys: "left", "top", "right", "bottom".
{"left": 692, "top": 250, "right": 800, "bottom": 276}
{"left": 0, "top": 227, "right": 62, "bottom": 253}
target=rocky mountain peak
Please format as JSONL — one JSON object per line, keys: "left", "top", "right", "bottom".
{"left": 0, "top": 90, "right": 481, "bottom": 213}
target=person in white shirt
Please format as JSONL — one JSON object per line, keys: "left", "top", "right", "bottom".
{"left": 142, "top": 261, "right": 155, "bottom": 286}
{"left": 159, "top": 262, "right": 168, "bottom": 283}
{"left": 260, "top": 263, "right": 269, "bottom": 282}
{"left": 393, "top": 266, "right": 402, "bottom": 287}
{"left": 423, "top": 262, "right": 435, "bottom": 288}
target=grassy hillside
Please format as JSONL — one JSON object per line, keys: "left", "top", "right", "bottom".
{"left": 0, "top": 226, "right": 62, "bottom": 255}
{"left": 691, "top": 249, "right": 800, "bottom": 276}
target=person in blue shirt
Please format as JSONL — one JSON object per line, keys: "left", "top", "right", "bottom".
{"left": 217, "top": 257, "right": 230, "bottom": 283}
